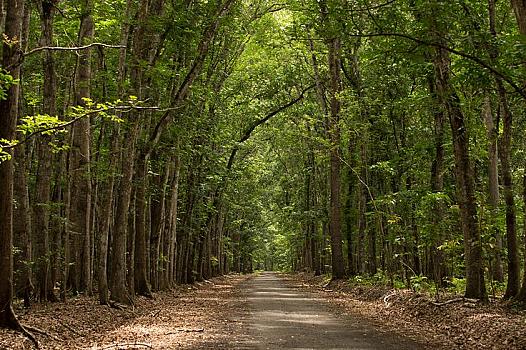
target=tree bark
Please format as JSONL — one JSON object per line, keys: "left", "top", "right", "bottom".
{"left": 0, "top": 0, "right": 24, "bottom": 330}
{"left": 13, "top": 143, "right": 32, "bottom": 308}
{"left": 511, "top": 0, "right": 526, "bottom": 35}
{"left": 32, "top": 0, "right": 58, "bottom": 302}
{"left": 134, "top": 156, "right": 153, "bottom": 297}
{"left": 498, "top": 89, "right": 519, "bottom": 299}
{"left": 70, "top": 0, "right": 94, "bottom": 294}
{"left": 433, "top": 46, "right": 486, "bottom": 300}
{"left": 516, "top": 164, "right": 526, "bottom": 302}
{"left": 324, "top": 32, "right": 346, "bottom": 280}
{"left": 482, "top": 95, "right": 503, "bottom": 282}
{"left": 511, "top": 0, "right": 526, "bottom": 303}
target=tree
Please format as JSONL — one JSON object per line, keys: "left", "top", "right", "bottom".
{"left": 0, "top": 0, "right": 26, "bottom": 331}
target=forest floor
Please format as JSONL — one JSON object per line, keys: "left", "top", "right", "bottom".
{"left": 288, "top": 272, "right": 526, "bottom": 349}
{"left": 2, "top": 272, "right": 526, "bottom": 349}
{"left": 0, "top": 274, "right": 252, "bottom": 350}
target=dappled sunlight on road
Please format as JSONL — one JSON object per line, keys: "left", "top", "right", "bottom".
{"left": 245, "top": 272, "right": 422, "bottom": 350}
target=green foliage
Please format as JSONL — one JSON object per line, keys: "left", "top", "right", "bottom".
{"left": 0, "top": 69, "right": 17, "bottom": 101}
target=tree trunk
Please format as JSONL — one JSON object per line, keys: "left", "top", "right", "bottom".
{"left": 516, "top": 165, "right": 526, "bottom": 302}
{"left": 134, "top": 156, "right": 153, "bottom": 297}
{"left": 433, "top": 45, "right": 486, "bottom": 300}
{"left": 427, "top": 73, "right": 447, "bottom": 286}
{"left": 0, "top": 0, "right": 24, "bottom": 330}
{"left": 70, "top": 0, "right": 94, "bottom": 295}
{"left": 167, "top": 151, "right": 181, "bottom": 287}
{"left": 482, "top": 95, "right": 503, "bottom": 282}
{"left": 33, "top": 0, "right": 57, "bottom": 302}
{"left": 109, "top": 126, "right": 138, "bottom": 304}
{"left": 511, "top": 0, "right": 526, "bottom": 35}
{"left": 326, "top": 35, "right": 346, "bottom": 280}
{"left": 13, "top": 143, "right": 32, "bottom": 308}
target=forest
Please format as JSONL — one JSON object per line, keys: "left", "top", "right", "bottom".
{"left": 2, "top": 0, "right": 526, "bottom": 347}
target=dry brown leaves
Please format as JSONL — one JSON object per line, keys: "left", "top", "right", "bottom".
{"left": 0, "top": 274, "right": 251, "bottom": 350}
{"left": 287, "top": 273, "right": 526, "bottom": 350}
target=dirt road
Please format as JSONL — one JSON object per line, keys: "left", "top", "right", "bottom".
{"left": 0, "top": 273, "right": 425, "bottom": 349}
{"left": 244, "top": 272, "right": 423, "bottom": 350}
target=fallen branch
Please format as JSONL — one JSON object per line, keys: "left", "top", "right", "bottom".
{"left": 166, "top": 328, "right": 204, "bottom": 334}
{"left": 383, "top": 291, "right": 398, "bottom": 307}
{"left": 17, "top": 326, "right": 40, "bottom": 349}
{"left": 431, "top": 297, "right": 479, "bottom": 306}
{"left": 150, "top": 309, "right": 162, "bottom": 317}
{"left": 94, "top": 343, "right": 152, "bottom": 350}
{"left": 23, "top": 325, "right": 60, "bottom": 341}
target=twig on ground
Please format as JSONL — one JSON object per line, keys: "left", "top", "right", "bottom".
{"left": 431, "top": 297, "right": 479, "bottom": 306}
{"left": 94, "top": 343, "right": 152, "bottom": 350}
{"left": 150, "top": 309, "right": 162, "bottom": 317}
{"left": 383, "top": 291, "right": 398, "bottom": 307}
{"left": 23, "top": 325, "right": 60, "bottom": 341}
{"left": 57, "top": 320, "right": 82, "bottom": 336}
{"left": 166, "top": 327, "right": 205, "bottom": 334}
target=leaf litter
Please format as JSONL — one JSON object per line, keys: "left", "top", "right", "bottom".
{"left": 0, "top": 274, "right": 251, "bottom": 350}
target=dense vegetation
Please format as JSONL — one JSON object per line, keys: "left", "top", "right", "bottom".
{"left": 2, "top": 0, "right": 526, "bottom": 335}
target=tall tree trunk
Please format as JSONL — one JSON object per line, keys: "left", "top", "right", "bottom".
{"left": 167, "top": 151, "right": 181, "bottom": 287}
{"left": 427, "top": 74, "right": 447, "bottom": 286}
{"left": 497, "top": 87, "right": 520, "bottom": 299}
{"left": 491, "top": 0, "right": 520, "bottom": 299}
{"left": 0, "top": 0, "right": 25, "bottom": 330}
{"left": 512, "top": 0, "right": 526, "bottom": 303}
{"left": 98, "top": 0, "right": 131, "bottom": 305}
{"left": 134, "top": 156, "right": 153, "bottom": 297}
{"left": 516, "top": 163, "right": 526, "bottom": 302}
{"left": 482, "top": 95, "right": 503, "bottom": 282}
{"left": 70, "top": 0, "right": 94, "bottom": 294}
{"left": 33, "top": 0, "right": 57, "bottom": 302}
{"left": 13, "top": 143, "right": 32, "bottom": 308}
{"left": 97, "top": 129, "right": 119, "bottom": 305}
{"left": 433, "top": 45, "right": 486, "bottom": 300}
{"left": 326, "top": 36, "right": 346, "bottom": 280}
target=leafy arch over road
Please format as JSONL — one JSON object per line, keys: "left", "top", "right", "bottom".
{"left": 3, "top": 1, "right": 526, "bottom": 344}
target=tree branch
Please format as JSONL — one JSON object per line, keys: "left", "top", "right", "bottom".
{"left": 347, "top": 32, "right": 526, "bottom": 99}
{"left": 226, "top": 84, "right": 315, "bottom": 170}
{"left": 2, "top": 106, "right": 180, "bottom": 150}
{"left": 24, "top": 43, "right": 125, "bottom": 57}
{"left": 145, "top": 0, "right": 237, "bottom": 156}
{"left": 352, "top": 0, "right": 396, "bottom": 12}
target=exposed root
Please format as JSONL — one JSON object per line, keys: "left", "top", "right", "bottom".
{"left": 19, "top": 325, "right": 40, "bottom": 349}
{"left": 109, "top": 301, "right": 128, "bottom": 310}
{"left": 1, "top": 305, "right": 40, "bottom": 349}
